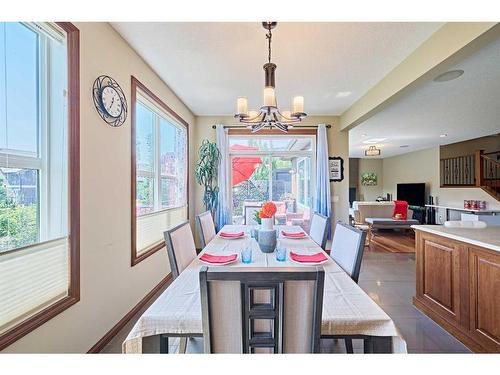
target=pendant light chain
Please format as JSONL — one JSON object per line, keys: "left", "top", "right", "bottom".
{"left": 234, "top": 22, "right": 307, "bottom": 132}
{"left": 266, "top": 24, "right": 272, "bottom": 64}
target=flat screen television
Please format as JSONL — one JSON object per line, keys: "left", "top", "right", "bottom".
{"left": 397, "top": 183, "right": 426, "bottom": 207}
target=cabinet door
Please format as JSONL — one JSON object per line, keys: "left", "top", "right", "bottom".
{"left": 469, "top": 246, "right": 500, "bottom": 352}
{"left": 418, "top": 235, "right": 462, "bottom": 324}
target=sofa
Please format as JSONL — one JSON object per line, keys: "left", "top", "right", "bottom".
{"left": 352, "top": 201, "right": 414, "bottom": 224}
{"left": 351, "top": 201, "right": 416, "bottom": 242}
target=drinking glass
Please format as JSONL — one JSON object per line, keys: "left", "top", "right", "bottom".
{"left": 241, "top": 246, "right": 253, "bottom": 264}
{"left": 276, "top": 246, "right": 286, "bottom": 262}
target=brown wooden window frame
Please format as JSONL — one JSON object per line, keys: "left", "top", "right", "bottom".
{"left": 130, "top": 76, "right": 190, "bottom": 266}
{"left": 0, "top": 22, "right": 80, "bottom": 351}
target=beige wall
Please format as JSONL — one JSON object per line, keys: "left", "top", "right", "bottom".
{"left": 440, "top": 134, "right": 500, "bottom": 159}
{"left": 382, "top": 146, "right": 500, "bottom": 222}
{"left": 358, "top": 158, "right": 384, "bottom": 201}
{"left": 192, "top": 116, "right": 350, "bottom": 242}
{"left": 2, "top": 22, "right": 195, "bottom": 353}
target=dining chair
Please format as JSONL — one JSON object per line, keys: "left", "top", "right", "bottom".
{"left": 199, "top": 266, "right": 325, "bottom": 353}
{"left": 163, "top": 221, "right": 197, "bottom": 280}
{"left": 244, "top": 204, "right": 262, "bottom": 225}
{"left": 195, "top": 211, "right": 216, "bottom": 248}
{"left": 309, "top": 212, "right": 330, "bottom": 250}
{"left": 329, "top": 221, "right": 367, "bottom": 353}
{"left": 163, "top": 221, "right": 198, "bottom": 353}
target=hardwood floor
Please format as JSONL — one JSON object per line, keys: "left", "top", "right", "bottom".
{"left": 369, "top": 229, "right": 415, "bottom": 253}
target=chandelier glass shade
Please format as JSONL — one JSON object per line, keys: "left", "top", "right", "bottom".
{"left": 365, "top": 146, "right": 381, "bottom": 157}
{"left": 234, "top": 22, "right": 307, "bottom": 133}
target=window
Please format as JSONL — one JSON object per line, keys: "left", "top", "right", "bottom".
{"left": 0, "top": 22, "right": 79, "bottom": 350}
{"left": 131, "top": 77, "right": 188, "bottom": 266}
{"left": 229, "top": 134, "right": 315, "bottom": 231}
{"left": 297, "top": 157, "right": 312, "bottom": 207}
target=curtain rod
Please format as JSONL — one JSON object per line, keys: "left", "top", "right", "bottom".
{"left": 211, "top": 124, "right": 331, "bottom": 129}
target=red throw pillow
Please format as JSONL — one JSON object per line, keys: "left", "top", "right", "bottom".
{"left": 393, "top": 200, "right": 408, "bottom": 220}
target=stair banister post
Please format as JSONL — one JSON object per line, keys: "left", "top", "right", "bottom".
{"left": 475, "top": 149, "right": 484, "bottom": 187}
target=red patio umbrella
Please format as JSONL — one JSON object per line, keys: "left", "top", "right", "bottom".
{"left": 230, "top": 144, "right": 262, "bottom": 186}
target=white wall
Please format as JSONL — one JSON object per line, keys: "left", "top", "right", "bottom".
{"left": 358, "top": 158, "right": 384, "bottom": 201}
{"left": 2, "top": 22, "right": 195, "bottom": 353}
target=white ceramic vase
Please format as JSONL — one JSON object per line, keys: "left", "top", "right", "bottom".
{"left": 261, "top": 217, "right": 274, "bottom": 230}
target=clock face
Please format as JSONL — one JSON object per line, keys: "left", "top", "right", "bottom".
{"left": 101, "top": 86, "right": 123, "bottom": 118}
{"left": 92, "top": 76, "right": 127, "bottom": 127}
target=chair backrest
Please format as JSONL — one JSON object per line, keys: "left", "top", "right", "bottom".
{"left": 244, "top": 205, "right": 261, "bottom": 225}
{"left": 199, "top": 266, "right": 325, "bottom": 354}
{"left": 309, "top": 213, "right": 330, "bottom": 249}
{"left": 330, "top": 221, "right": 366, "bottom": 283}
{"left": 163, "top": 221, "right": 197, "bottom": 279}
{"left": 195, "top": 211, "right": 216, "bottom": 248}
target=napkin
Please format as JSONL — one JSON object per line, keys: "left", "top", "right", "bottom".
{"left": 199, "top": 253, "right": 238, "bottom": 264}
{"left": 219, "top": 231, "right": 245, "bottom": 238}
{"left": 289, "top": 252, "right": 327, "bottom": 263}
{"left": 282, "top": 230, "right": 306, "bottom": 237}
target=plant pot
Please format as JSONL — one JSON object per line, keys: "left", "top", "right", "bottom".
{"left": 261, "top": 217, "right": 274, "bottom": 231}
{"left": 258, "top": 229, "right": 277, "bottom": 253}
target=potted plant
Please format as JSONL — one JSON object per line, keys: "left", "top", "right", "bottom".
{"left": 256, "top": 202, "right": 278, "bottom": 253}
{"left": 195, "top": 140, "right": 221, "bottom": 217}
{"left": 259, "top": 202, "right": 277, "bottom": 230}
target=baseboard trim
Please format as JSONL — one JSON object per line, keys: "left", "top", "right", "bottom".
{"left": 88, "top": 273, "right": 172, "bottom": 353}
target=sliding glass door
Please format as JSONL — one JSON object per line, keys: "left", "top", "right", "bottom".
{"left": 229, "top": 136, "right": 315, "bottom": 231}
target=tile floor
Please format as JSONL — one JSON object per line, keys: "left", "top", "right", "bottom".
{"left": 102, "top": 250, "right": 471, "bottom": 354}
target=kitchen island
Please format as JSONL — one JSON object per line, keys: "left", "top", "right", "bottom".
{"left": 412, "top": 225, "right": 500, "bottom": 352}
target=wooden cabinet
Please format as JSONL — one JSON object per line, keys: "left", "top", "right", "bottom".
{"left": 417, "top": 236, "right": 462, "bottom": 324}
{"left": 468, "top": 246, "right": 500, "bottom": 352}
{"left": 414, "top": 230, "right": 500, "bottom": 353}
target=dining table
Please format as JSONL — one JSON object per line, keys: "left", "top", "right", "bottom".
{"left": 122, "top": 225, "right": 407, "bottom": 354}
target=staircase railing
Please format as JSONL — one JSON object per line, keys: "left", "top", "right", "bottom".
{"left": 440, "top": 154, "right": 475, "bottom": 186}
{"left": 479, "top": 151, "right": 500, "bottom": 197}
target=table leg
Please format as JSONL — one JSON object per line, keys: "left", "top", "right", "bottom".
{"left": 179, "top": 337, "right": 188, "bottom": 353}
{"left": 141, "top": 335, "right": 168, "bottom": 353}
{"left": 368, "top": 224, "right": 374, "bottom": 244}
{"left": 160, "top": 335, "right": 169, "bottom": 353}
{"left": 364, "top": 337, "right": 392, "bottom": 353}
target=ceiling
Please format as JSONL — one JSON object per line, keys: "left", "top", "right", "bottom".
{"left": 349, "top": 35, "right": 500, "bottom": 159}
{"left": 112, "top": 22, "right": 442, "bottom": 115}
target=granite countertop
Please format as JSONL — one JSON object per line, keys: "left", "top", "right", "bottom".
{"left": 412, "top": 225, "right": 500, "bottom": 253}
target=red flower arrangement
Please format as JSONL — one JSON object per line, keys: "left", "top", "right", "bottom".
{"left": 259, "top": 202, "right": 277, "bottom": 219}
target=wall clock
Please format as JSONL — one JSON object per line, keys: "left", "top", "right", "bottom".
{"left": 92, "top": 75, "right": 127, "bottom": 127}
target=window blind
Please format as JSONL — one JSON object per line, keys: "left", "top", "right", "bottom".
{"left": 136, "top": 206, "right": 187, "bottom": 255}
{"left": 0, "top": 238, "right": 69, "bottom": 334}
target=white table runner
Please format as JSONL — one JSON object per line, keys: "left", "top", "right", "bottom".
{"left": 123, "top": 225, "right": 406, "bottom": 353}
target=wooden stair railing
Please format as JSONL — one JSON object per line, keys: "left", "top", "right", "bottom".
{"left": 440, "top": 154, "right": 475, "bottom": 186}
{"left": 440, "top": 149, "right": 500, "bottom": 202}
{"left": 478, "top": 150, "right": 500, "bottom": 200}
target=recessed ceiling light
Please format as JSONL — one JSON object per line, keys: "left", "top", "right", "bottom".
{"left": 433, "top": 70, "right": 464, "bottom": 82}
{"left": 400, "top": 145, "right": 409, "bottom": 148}
{"left": 361, "top": 133, "right": 367, "bottom": 137}
{"left": 363, "top": 138, "right": 387, "bottom": 144}
{"left": 440, "top": 134, "right": 448, "bottom": 138}
{"left": 336, "top": 91, "right": 352, "bottom": 98}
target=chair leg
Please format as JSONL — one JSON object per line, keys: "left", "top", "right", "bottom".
{"left": 179, "top": 337, "right": 188, "bottom": 354}
{"left": 345, "top": 338, "right": 354, "bottom": 353}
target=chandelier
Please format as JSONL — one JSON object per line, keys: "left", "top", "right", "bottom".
{"left": 365, "top": 146, "right": 381, "bottom": 156}
{"left": 234, "top": 22, "right": 307, "bottom": 133}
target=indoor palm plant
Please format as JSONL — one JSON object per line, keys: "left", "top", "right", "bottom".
{"left": 195, "top": 140, "right": 221, "bottom": 217}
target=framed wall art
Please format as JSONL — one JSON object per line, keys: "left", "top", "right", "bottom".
{"left": 328, "top": 156, "right": 344, "bottom": 182}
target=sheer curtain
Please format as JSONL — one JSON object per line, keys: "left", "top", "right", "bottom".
{"left": 314, "top": 124, "right": 332, "bottom": 236}
{"left": 216, "top": 124, "right": 231, "bottom": 231}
